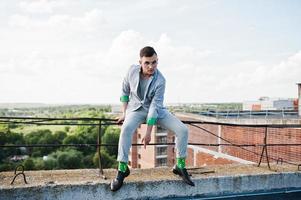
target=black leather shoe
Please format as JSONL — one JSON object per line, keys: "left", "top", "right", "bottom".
{"left": 110, "top": 167, "right": 130, "bottom": 191}
{"left": 172, "top": 165, "right": 195, "bottom": 186}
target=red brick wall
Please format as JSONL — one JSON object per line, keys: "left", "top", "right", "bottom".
{"left": 221, "top": 126, "right": 264, "bottom": 162}
{"left": 130, "top": 132, "right": 138, "bottom": 168}
{"left": 167, "top": 132, "right": 176, "bottom": 167}
{"left": 199, "top": 125, "right": 301, "bottom": 164}
{"left": 186, "top": 147, "right": 194, "bottom": 167}
{"left": 188, "top": 124, "right": 219, "bottom": 151}
{"left": 267, "top": 128, "right": 301, "bottom": 163}
{"left": 130, "top": 117, "right": 301, "bottom": 168}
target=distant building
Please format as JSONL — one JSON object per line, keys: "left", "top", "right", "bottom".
{"left": 10, "top": 155, "right": 29, "bottom": 162}
{"left": 129, "top": 124, "right": 176, "bottom": 168}
{"left": 243, "top": 97, "right": 298, "bottom": 111}
{"left": 110, "top": 104, "right": 122, "bottom": 115}
{"left": 128, "top": 116, "right": 241, "bottom": 169}
{"left": 296, "top": 83, "right": 301, "bottom": 117}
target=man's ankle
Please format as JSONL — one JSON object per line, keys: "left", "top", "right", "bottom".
{"left": 176, "top": 157, "right": 186, "bottom": 169}
{"left": 118, "top": 162, "right": 128, "bottom": 173}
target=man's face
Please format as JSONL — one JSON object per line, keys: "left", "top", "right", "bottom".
{"left": 139, "top": 54, "right": 158, "bottom": 77}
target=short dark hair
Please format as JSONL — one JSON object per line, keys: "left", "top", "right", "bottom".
{"left": 140, "top": 46, "right": 157, "bottom": 58}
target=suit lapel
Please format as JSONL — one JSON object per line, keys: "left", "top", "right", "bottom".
{"left": 133, "top": 67, "right": 141, "bottom": 99}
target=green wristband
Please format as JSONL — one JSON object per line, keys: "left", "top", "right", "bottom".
{"left": 120, "top": 95, "right": 129, "bottom": 102}
{"left": 147, "top": 118, "right": 157, "bottom": 125}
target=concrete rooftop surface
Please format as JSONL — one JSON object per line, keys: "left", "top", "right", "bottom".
{"left": 1, "top": 164, "right": 301, "bottom": 199}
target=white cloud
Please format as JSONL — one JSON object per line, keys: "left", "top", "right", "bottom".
{"left": 104, "top": 30, "right": 147, "bottom": 74}
{"left": 9, "top": 9, "right": 106, "bottom": 33}
{"left": 48, "top": 9, "right": 106, "bottom": 32}
{"left": 8, "top": 14, "right": 33, "bottom": 28}
{"left": 0, "top": 26, "right": 300, "bottom": 103}
{"left": 0, "top": 30, "right": 212, "bottom": 103}
{"left": 211, "top": 52, "right": 301, "bottom": 101}
{"left": 18, "top": 0, "right": 65, "bottom": 14}
{"left": 1, "top": 0, "right": 300, "bottom": 104}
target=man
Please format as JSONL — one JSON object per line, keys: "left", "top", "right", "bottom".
{"left": 110, "top": 46, "right": 194, "bottom": 191}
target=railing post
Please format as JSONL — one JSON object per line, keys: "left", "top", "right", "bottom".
{"left": 265, "top": 110, "right": 268, "bottom": 119}
{"left": 10, "top": 165, "right": 27, "bottom": 185}
{"left": 98, "top": 119, "right": 106, "bottom": 179}
{"left": 257, "top": 126, "right": 271, "bottom": 170}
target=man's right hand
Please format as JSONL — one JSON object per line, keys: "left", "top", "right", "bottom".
{"left": 117, "top": 114, "right": 125, "bottom": 124}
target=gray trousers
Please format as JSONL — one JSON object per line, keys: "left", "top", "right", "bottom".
{"left": 117, "top": 108, "right": 188, "bottom": 163}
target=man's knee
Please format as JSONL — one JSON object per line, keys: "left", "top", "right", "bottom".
{"left": 181, "top": 125, "right": 188, "bottom": 136}
{"left": 176, "top": 124, "right": 188, "bottom": 137}
{"left": 121, "top": 119, "right": 140, "bottom": 137}
{"left": 121, "top": 124, "right": 133, "bottom": 137}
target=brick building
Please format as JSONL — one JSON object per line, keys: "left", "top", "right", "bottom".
{"left": 128, "top": 113, "right": 301, "bottom": 169}
{"left": 129, "top": 124, "right": 176, "bottom": 168}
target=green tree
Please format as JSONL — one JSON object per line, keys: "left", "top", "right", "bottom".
{"left": 0, "top": 162, "right": 17, "bottom": 171}
{"left": 24, "top": 129, "right": 56, "bottom": 157}
{"left": 0, "top": 131, "right": 24, "bottom": 162}
{"left": 0, "top": 124, "right": 9, "bottom": 133}
{"left": 53, "top": 131, "right": 67, "bottom": 144}
{"left": 62, "top": 134, "right": 85, "bottom": 148}
{"left": 72, "top": 125, "right": 98, "bottom": 155}
{"left": 7, "top": 132, "right": 24, "bottom": 145}
{"left": 43, "top": 157, "right": 57, "bottom": 170}
{"left": 102, "top": 126, "right": 120, "bottom": 158}
{"left": 56, "top": 149, "right": 83, "bottom": 169}
{"left": 82, "top": 154, "right": 95, "bottom": 168}
{"left": 23, "top": 158, "right": 35, "bottom": 170}
{"left": 93, "top": 150, "right": 117, "bottom": 169}
{"left": 64, "top": 126, "right": 70, "bottom": 132}
{"left": 33, "top": 158, "right": 45, "bottom": 170}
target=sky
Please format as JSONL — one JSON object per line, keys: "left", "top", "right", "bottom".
{"left": 0, "top": 0, "right": 300, "bottom": 104}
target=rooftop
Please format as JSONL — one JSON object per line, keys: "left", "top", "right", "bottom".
{"left": 0, "top": 164, "right": 298, "bottom": 189}
{"left": 1, "top": 164, "right": 301, "bottom": 199}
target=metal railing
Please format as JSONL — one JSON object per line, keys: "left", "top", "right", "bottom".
{"left": 1, "top": 116, "right": 301, "bottom": 185}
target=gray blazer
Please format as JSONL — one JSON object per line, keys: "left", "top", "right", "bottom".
{"left": 120, "top": 64, "right": 167, "bottom": 125}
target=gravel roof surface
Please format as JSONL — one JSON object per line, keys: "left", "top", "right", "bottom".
{"left": 1, "top": 164, "right": 300, "bottom": 189}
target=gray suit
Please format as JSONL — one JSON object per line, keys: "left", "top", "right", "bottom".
{"left": 121, "top": 64, "right": 168, "bottom": 124}
{"left": 118, "top": 65, "right": 189, "bottom": 163}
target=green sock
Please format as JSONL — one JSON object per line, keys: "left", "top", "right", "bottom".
{"left": 177, "top": 158, "right": 186, "bottom": 169}
{"left": 118, "top": 162, "right": 127, "bottom": 172}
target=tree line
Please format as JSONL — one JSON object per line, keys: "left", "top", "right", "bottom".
{"left": 0, "top": 106, "right": 120, "bottom": 171}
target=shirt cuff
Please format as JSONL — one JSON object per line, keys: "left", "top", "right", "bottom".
{"left": 120, "top": 95, "right": 129, "bottom": 102}
{"left": 147, "top": 117, "right": 157, "bottom": 125}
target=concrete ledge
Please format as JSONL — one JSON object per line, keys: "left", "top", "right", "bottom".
{"left": 1, "top": 172, "right": 301, "bottom": 200}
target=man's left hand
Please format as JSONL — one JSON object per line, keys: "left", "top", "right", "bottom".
{"left": 141, "top": 134, "right": 151, "bottom": 149}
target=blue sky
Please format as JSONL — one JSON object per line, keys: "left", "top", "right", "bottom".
{"left": 0, "top": 0, "right": 300, "bottom": 104}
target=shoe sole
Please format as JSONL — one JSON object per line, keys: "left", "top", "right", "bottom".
{"left": 172, "top": 168, "right": 179, "bottom": 175}
{"left": 172, "top": 168, "right": 195, "bottom": 186}
{"left": 110, "top": 169, "right": 130, "bottom": 192}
